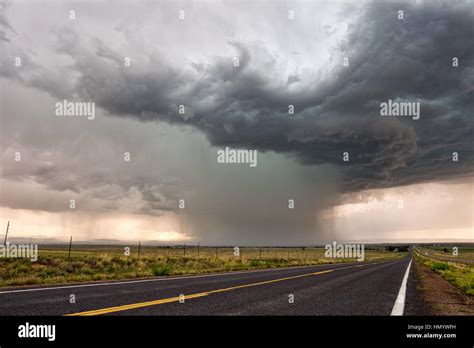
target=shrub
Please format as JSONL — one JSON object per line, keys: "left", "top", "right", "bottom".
{"left": 151, "top": 265, "right": 171, "bottom": 276}
{"left": 431, "top": 262, "right": 449, "bottom": 271}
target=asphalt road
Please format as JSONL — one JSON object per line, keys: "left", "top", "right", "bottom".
{"left": 0, "top": 254, "right": 426, "bottom": 316}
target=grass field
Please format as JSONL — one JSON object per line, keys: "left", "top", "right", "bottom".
{"left": 0, "top": 245, "right": 406, "bottom": 287}
{"left": 414, "top": 246, "right": 474, "bottom": 295}
{"left": 426, "top": 246, "right": 474, "bottom": 260}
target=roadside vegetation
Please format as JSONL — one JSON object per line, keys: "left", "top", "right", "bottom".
{"left": 0, "top": 246, "right": 405, "bottom": 287}
{"left": 414, "top": 247, "right": 473, "bottom": 295}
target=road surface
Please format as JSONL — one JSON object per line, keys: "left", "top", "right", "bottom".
{"left": 0, "top": 254, "right": 427, "bottom": 315}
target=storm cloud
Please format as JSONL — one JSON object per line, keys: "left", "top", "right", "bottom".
{"left": 2, "top": 1, "right": 472, "bottom": 191}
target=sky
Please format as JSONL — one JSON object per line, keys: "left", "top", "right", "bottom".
{"left": 0, "top": 0, "right": 473, "bottom": 245}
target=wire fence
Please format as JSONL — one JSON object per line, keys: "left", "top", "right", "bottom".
{"left": 413, "top": 246, "right": 473, "bottom": 266}
{"left": 2, "top": 238, "right": 402, "bottom": 262}
{"left": 34, "top": 244, "right": 333, "bottom": 261}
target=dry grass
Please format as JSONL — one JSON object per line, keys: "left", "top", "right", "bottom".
{"left": 0, "top": 246, "right": 405, "bottom": 287}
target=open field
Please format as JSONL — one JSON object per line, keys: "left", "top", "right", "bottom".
{"left": 424, "top": 246, "right": 474, "bottom": 262}
{"left": 431, "top": 246, "right": 474, "bottom": 258}
{"left": 0, "top": 245, "right": 406, "bottom": 287}
{"left": 413, "top": 246, "right": 474, "bottom": 295}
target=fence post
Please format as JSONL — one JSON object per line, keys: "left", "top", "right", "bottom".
{"left": 67, "top": 236, "right": 72, "bottom": 260}
{"left": 3, "top": 221, "right": 9, "bottom": 245}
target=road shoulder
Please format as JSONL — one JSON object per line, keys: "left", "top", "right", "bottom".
{"left": 412, "top": 259, "right": 473, "bottom": 315}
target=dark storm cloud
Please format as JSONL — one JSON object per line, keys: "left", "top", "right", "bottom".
{"left": 1, "top": 1, "right": 473, "bottom": 194}
{"left": 0, "top": 2, "right": 14, "bottom": 42}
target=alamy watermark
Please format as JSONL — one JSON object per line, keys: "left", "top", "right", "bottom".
{"left": 380, "top": 99, "right": 420, "bottom": 120}
{"left": 217, "top": 147, "right": 257, "bottom": 167}
{"left": 55, "top": 99, "right": 95, "bottom": 120}
{"left": 18, "top": 322, "right": 55, "bottom": 341}
{"left": 325, "top": 241, "right": 365, "bottom": 261}
{"left": 0, "top": 242, "right": 38, "bottom": 262}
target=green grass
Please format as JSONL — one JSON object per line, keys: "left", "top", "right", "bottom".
{"left": 415, "top": 252, "right": 474, "bottom": 295}
{"left": 0, "top": 247, "right": 406, "bottom": 287}
{"left": 431, "top": 262, "right": 450, "bottom": 271}
{"left": 439, "top": 266, "right": 474, "bottom": 295}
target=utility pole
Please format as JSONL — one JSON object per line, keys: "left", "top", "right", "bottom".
{"left": 183, "top": 243, "right": 186, "bottom": 256}
{"left": 67, "top": 236, "right": 72, "bottom": 260}
{"left": 215, "top": 247, "right": 218, "bottom": 260}
{"left": 4, "top": 221, "right": 9, "bottom": 245}
{"left": 138, "top": 241, "right": 141, "bottom": 258}
{"left": 197, "top": 243, "right": 200, "bottom": 257}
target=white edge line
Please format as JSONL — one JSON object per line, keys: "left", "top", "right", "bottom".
{"left": 391, "top": 258, "right": 412, "bottom": 316}
{"left": 0, "top": 258, "right": 400, "bottom": 295}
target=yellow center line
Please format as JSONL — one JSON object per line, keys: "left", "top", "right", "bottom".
{"left": 66, "top": 261, "right": 392, "bottom": 316}
{"left": 68, "top": 293, "right": 209, "bottom": 316}
{"left": 206, "top": 269, "right": 333, "bottom": 295}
